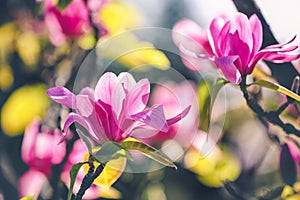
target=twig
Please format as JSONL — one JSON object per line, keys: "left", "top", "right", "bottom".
{"left": 240, "top": 76, "right": 300, "bottom": 137}
{"left": 74, "top": 156, "right": 106, "bottom": 200}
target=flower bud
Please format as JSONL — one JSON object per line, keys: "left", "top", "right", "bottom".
{"left": 279, "top": 139, "right": 300, "bottom": 186}
{"left": 291, "top": 76, "right": 300, "bottom": 94}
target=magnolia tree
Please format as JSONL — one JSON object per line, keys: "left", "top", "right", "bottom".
{"left": 0, "top": 0, "right": 300, "bottom": 199}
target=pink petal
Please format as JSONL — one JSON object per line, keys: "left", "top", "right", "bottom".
{"left": 249, "top": 37, "right": 300, "bottom": 72}
{"left": 96, "top": 100, "right": 121, "bottom": 141}
{"left": 249, "top": 14, "right": 263, "bottom": 55}
{"left": 286, "top": 140, "right": 300, "bottom": 163}
{"left": 18, "top": 168, "right": 47, "bottom": 199}
{"left": 112, "top": 72, "right": 137, "bottom": 119}
{"left": 215, "top": 56, "right": 242, "bottom": 84}
{"left": 44, "top": 6, "right": 66, "bottom": 46}
{"left": 126, "top": 79, "right": 150, "bottom": 115}
{"left": 166, "top": 105, "right": 191, "bottom": 125}
{"left": 22, "top": 119, "right": 40, "bottom": 164}
{"left": 36, "top": 128, "right": 66, "bottom": 165}
{"left": 218, "top": 21, "right": 231, "bottom": 55}
{"left": 76, "top": 94, "right": 94, "bottom": 118}
{"left": 264, "top": 35, "right": 297, "bottom": 49}
{"left": 88, "top": 0, "right": 111, "bottom": 12}
{"left": 117, "top": 72, "right": 137, "bottom": 91}
{"left": 227, "top": 31, "right": 250, "bottom": 73}
{"left": 229, "top": 13, "right": 252, "bottom": 50}
{"left": 173, "top": 19, "right": 213, "bottom": 55}
{"left": 79, "top": 87, "right": 94, "bottom": 99}
{"left": 46, "top": 86, "right": 76, "bottom": 109}
{"left": 51, "top": 132, "right": 67, "bottom": 164}
{"left": 60, "top": 0, "right": 91, "bottom": 36}
{"left": 34, "top": 134, "right": 59, "bottom": 166}
{"left": 62, "top": 113, "right": 103, "bottom": 144}
{"left": 262, "top": 53, "right": 300, "bottom": 63}
{"left": 178, "top": 43, "right": 215, "bottom": 60}
{"left": 94, "top": 72, "right": 118, "bottom": 104}
{"left": 178, "top": 43, "right": 216, "bottom": 71}
{"left": 95, "top": 100, "right": 113, "bottom": 140}
{"left": 130, "top": 105, "right": 168, "bottom": 132}
{"left": 208, "top": 15, "right": 229, "bottom": 56}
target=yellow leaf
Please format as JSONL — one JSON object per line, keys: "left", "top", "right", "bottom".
{"left": 185, "top": 146, "right": 241, "bottom": 187}
{"left": 251, "top": 64, "right": 274, "bottom": 82}
{"left": 100, "top": 1, "right": 142, "bottom": 35}
{"left": 98, "top": 186, "right": 122, "bottom": 199}
{"left": 83, "top": 148, "right": 126, "bottom": 189}
{"left": 77, "top": 34, "right": 96, "bottom": 50}
{"left": 281, "top": 185, "right": 294, "bottom": 199}
{"left": 0, "top": 23, "right": 16, "bottom": 56}
{"left": 0, "top": 63, "right": 14, "bottom": 90}
{"left": 1, "top": 84, "right": 49, "bottom": 136}
{"left": 97, "top": 32, "right": 170, "bottom": 70}
{"left": 253, "top": 80, "right": 300, "bottom": 102}
{"left": 20, "top": 196, "right": 34, "bottom": 200}
{"left": 16, "top": 32, "right": 41, "bottom": 68}
{"left": 286, "top": 195, "right": 300, "bottom": 200}
{"left": 184, "top": 147, "right": 220, "bottom": 176}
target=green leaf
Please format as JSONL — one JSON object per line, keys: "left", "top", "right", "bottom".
{"left": 198, "top": 81, "right": 211, "bottom": 131}
{"left": 121, "top": 138, "right": 176, "bottom": 169}
{"left": 68, "top": 162, "right": 86, "bottom": 200}
{"left": 93, "top": 142, "right": 131, "bottom": 163}
{"left": 198, "top": 77, "right": 228, "bottom": 131}
{"left": 76, "top": 129, "right": 93, "bottom": 153}
{"left": 296, "top": 101, "right": 300, "bottom": 112}
{"left": 57, "top": 0, "right": 72, "bottom": 10}
{"left": 252, "top": 80, "right": 300, "bottom": 102}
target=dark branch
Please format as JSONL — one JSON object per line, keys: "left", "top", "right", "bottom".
{"left": 240, "top": 77, "right": 300, "bottom": 137}
{"left": 74, "top": 156, "right": 106, "bottom": 200}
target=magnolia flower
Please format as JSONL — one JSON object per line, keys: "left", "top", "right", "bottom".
{"left": 173, "top": 12, "right": 300, "bottom": 84}
{"left": 46, "top": 72, "right": 190, "bottom": 145}
{"left": 43, "top": 0, "right": 91, "bottom": 46}
{"left": 18, "top": 119, "right": 66, "bottom": 198}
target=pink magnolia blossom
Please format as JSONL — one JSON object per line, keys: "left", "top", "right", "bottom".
{"left": 173, "top": 12, "right": 300, "bottom": 84}
{"left": 18, "top": 119, "right": 66, "bottom": 198}
{"left": 46, "top": 72, "right": 190, "bottom": 144}
{"left": 43, "top": 0, "right": 92, "bottom": 45}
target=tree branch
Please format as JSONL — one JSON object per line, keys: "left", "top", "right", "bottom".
{"left": 240, "top": 76, "right": 300, "bottom": 137}
{"left": 74, "top": 156, "right": 106, "bottom": 200}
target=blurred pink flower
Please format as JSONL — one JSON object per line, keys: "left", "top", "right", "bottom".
{"left": 279, "top": 139, "right": 300, "bottom": 186}
{"left": 43, "top": 0, "right": 91, "bottom": 45}
{"left": 173, "top": 12, "right": 300, "bottom": 84}
{"left": 46, "top": 72, "right": 190, "bottom": 145}
{"left": 19, "top": 119, "right": 66, "bottom": 198}
{"left": 141, "top": 81, "right": 199, "bottom": 146}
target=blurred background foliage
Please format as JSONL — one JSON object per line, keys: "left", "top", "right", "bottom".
{"left": 0, "top": 0, "right": 299, "bottom": 199}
